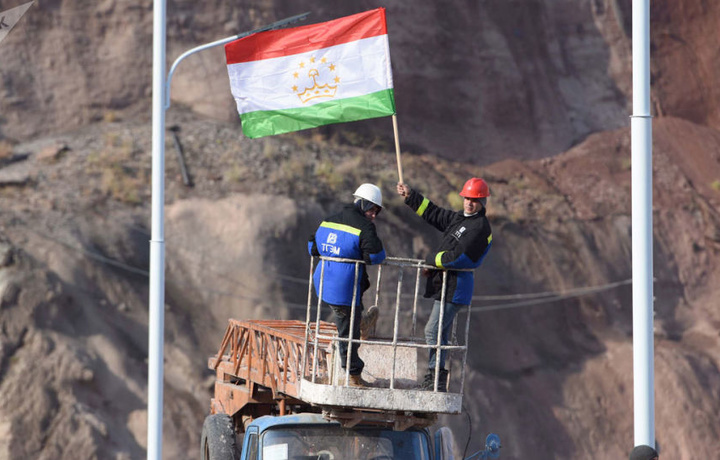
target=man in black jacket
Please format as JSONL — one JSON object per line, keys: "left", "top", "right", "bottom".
{"left": 397, "top": 178, "right": 492, "bottom": 391}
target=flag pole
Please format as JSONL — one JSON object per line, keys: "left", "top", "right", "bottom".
{"left": 392, "top": 115, "right": 404, "bottom": 183}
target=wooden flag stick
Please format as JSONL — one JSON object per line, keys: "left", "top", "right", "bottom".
{"left": 392, "top": 115, "right": 404, "bottom": 184}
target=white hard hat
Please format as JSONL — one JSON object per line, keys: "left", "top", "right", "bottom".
{"left": 353, "top": 183, "right": 383, "bottom": 208}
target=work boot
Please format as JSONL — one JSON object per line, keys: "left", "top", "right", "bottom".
{"left": 420, "top": 369, "right": 449, "bottom": 392}
{"left": 437, "top": 369, "right": 449, "bottom": 392}
{"left": 348, "top": 374, "right": 370, "bottom": 388}
{"left": 420, "top": 371, "right": 435, "bottom": 391}
{"left": 360, "top": 305, "right": 379, "bottom": 339}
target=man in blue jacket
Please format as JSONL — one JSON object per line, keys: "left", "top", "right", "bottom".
{"left": 308, "top": 184, "right": 386, "bottom": 387}
{"left": 397, "top": 178, "right": 492, "bottom": 391}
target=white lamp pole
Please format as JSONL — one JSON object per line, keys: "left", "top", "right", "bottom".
{"left": 147, "top": 9, "right": 308, "bottom": 459}
{"left": 631, "top": 0, "right": 654, "bottom": 449}
{"left": 148, "top": 0, "right": 167, "bottom": 459}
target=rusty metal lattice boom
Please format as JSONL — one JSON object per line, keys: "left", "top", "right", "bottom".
{"left": 209, "top": 319, "right": 336, "bottom": 404}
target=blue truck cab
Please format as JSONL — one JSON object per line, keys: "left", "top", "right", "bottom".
{"left": 237, "top": 413, "right": 434, "bottom": 460}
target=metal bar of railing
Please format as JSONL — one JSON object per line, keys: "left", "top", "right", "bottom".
{"left": 390, "top": 269, "right": 403, "bottom": 389}
{"left": 448, "top": 305, "right": 460, "bottom": 390}
{"left": 326, "top": 255, "right": 474, "bottom": 271}
{"left": 433, "top": 270, "right": 448, "bottom": 392}
{"left": 344, "top": 261, "right": 361, "bottom": 386}
{"left": 313, "top": 334, "right": 465, "bottom": 351}
{"left": 312, "top": 259, "right": 326, "bottom": 382}
{"left": 300, "top": 257, "right": 315, "bottom": 382}
{"left": 309, "top": 255, "right": 473, "bottom": 393}
{"left": 461, "top": 305, "right": 471, "bottom": 396}
{"left": 374, "top": 264, "right": 383, "bottom": 308}
{"left": 412, "top": 265, "right": 421, "bottom": 337}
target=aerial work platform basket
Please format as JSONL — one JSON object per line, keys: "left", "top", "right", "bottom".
{"left": 208, "top": 256, "right": 474, "bottom": 429}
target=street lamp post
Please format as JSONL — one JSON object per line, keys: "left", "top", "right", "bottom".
{"left": 148, "top": 7, "right": 308, "bottom": 459}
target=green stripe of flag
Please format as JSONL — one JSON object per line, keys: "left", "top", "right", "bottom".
{"left": 240, "top": 89, "right": 396, "bottom": 139}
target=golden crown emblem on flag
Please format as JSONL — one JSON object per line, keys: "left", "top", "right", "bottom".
{"left": 292, "top": 58, "right": 339, "bottom": 104}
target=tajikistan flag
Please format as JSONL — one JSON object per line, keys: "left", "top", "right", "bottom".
{"left": 225, "top": 8, "right": 396, "bottom": 139}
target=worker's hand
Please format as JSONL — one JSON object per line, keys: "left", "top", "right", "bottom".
{"left": 397, "top": 182, "right": 410, "bottom": 197}
{"left": 421, "top": 268, "right": 432, "bottom": 278}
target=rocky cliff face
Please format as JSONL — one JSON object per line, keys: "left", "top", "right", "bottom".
{"left": 1, "top": 111, "right": 719, "bottom": 458}
{"left": 2, "top": 0, "right": 720, "bottom": 459}
{"left": 9, "top": 0, "right": 720, "bottom": 164}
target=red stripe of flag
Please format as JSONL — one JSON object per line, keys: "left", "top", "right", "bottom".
{"left": 226, "top": 8, "right": 387, "bottom": 65}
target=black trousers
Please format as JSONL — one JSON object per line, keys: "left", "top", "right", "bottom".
{"left": 329, "top": 302, "right": 365, "bottom": 376}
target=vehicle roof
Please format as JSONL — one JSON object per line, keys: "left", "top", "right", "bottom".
{"left": 248, "top": 413, "right": 428, "bottom": 434}
{"left": 249, "top": 413, "right": 337, "bottom": 432}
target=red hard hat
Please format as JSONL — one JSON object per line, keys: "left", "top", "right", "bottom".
{"left": 459, "top": 178, "right": 490, "bottom": 198}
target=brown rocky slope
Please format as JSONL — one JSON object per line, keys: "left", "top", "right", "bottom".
{"left": 0, "top": 111, "right": 719, "bottom": 459}
{"left": 2, "top": 0, "right": 720, "bottom": 458}
{"left": 10, "top": 0, "right": 717, "bottom": 163}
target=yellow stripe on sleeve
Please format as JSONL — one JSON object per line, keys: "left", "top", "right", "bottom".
{"left": 435, "top": 251, "right": 446, "bottom": 268}
{"left": 416, "top": 197, "right": 430, "bottom": 217}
